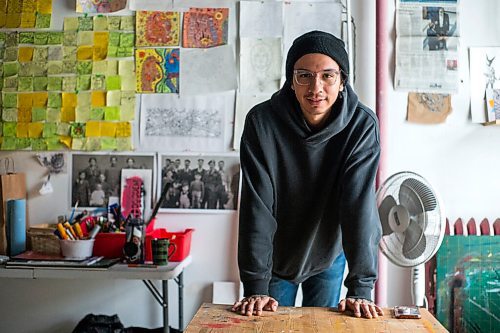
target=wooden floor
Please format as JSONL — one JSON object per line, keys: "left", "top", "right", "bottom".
{"left": 185, "top": 303, "right": 448, "bottom": 332}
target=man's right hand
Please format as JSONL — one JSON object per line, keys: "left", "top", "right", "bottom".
{"left": 231, "top": 295, "right": 278, "bottom": 316}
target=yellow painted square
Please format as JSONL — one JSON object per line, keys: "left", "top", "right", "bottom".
{"left": 93, "top": 46, "right": 107, "bottom": 61}
{"left": 91, "top": 91, "right": 106, "bottom": 107}
{"left": 28, "top": 122, "right": 43, "bottom": 138}
{"left": 18, "top": 47, "right": 34, "bottom": 62}
{"left": 0, "top": 13, "right": 6, "bottom": 28}
{"left": 17, "top": 107, "right": 32, "bottom": 122}
{"left": 60, "top": 135, "right": 72, "bottom": 148}
{"left": 85, "top": 121, "right": 101, "bottom": 137}
{"left": 116, "top": 122, "right": 131, "bottom": 137}
{"left": 5, "top": 14, "right": 21, "bottom": 28}
{"left": 100, "top": 121, "right": 116, "bottom": 137}
{"left": 20, "top": 13, "right": 36, "bottom": 28}
{"left": 62, "top": 92, "right": 77, "bottom": 107}
{"left": 16, "top": 122, "right": 29, "bottom": 138}
{"left": 18, "top": 93, "right": 33, "bottom": 108}
{"left": 94, "top": 32, "right": 108, "bottom": 47}
{"left": 37, "top": 0, "right": 52, "bottom": 14}
{"left": 60, "top": 107, "right": 75, "bottom": 122}
{"left": 32, "top": 92, "right": 48, "bottom": 107}
{"left": 77, "top": 46, "right": 93, "bottom": 61}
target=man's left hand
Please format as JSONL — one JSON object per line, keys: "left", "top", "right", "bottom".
{"left": 338, "top": 298, "right": 384, "bottom": 319}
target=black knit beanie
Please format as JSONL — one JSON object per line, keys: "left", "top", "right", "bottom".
{"left": 285, "top": 31, "right": 349, "bottom": 84}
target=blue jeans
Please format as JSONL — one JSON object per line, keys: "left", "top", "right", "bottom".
{"left": 269, "top": 252, "right": 346, "bottom": 307}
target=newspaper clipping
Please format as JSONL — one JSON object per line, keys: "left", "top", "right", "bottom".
{"left": 395, "top": 0, "right": 460, "bottom": 93}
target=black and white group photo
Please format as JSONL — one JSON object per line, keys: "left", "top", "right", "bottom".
{"left": 70, "top": 153, "right": 155, "bottom": 208}
{"left": 159, "top": 154, "right": 240, "bottom": 211}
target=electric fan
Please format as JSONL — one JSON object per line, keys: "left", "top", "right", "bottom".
{"left": 377, "top": 171, "right": 446, "bottom": 307}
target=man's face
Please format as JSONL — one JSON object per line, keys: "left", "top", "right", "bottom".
{"left": 184, "top": 160, "right": 190, "bottom": 168}
{"left": 291, "top": 53, "right": 344, "bottom": 128}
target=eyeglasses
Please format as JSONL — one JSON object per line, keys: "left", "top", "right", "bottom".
{"left": 293, "top": 69, "right": 342, "bottom": 86}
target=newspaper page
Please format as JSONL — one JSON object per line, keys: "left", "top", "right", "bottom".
{"left": 395, "top": 0, "right": 460, "bottom": 93}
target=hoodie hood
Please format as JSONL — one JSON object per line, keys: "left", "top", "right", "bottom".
{"left": 270, "top": 81, "right": 359, "bottom": 145}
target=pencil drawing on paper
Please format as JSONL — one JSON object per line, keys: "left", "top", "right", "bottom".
{"left": 417, "top": 93, "right": 448, "bottom": 113}
{"left": 144, "top": 107, "right": 222, "bottom": 138}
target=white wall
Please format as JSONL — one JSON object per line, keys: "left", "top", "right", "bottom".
{"left": 1, "top": 0, "right": 499, "bottom": 332}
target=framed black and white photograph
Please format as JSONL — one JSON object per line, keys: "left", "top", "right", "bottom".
{"left": 70, "top": 152, "right": 156, "bottom": 209}
{"left": 157, "top": 153, "right": 240, "bottom": 212}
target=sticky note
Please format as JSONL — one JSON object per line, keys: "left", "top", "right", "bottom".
{"left": 33, "top": 47, "right": 48, "bottom": 62}
{"left": 116, "top": 46, "right": 133, "bottom": 58}
{"left": 63, "top": 46, "right": 77, "bottom": 61}
{"left": 35, "top": 13, "right": 51, "bottom": 29}
{"left": 104, "top": 106, "right": 120, "bottom": 121}
{"left": 106, "top": 91, "right": 121, "bottom": 106}
{"left": 43, "top": 122, "right": 57, "bottom": 138}
{"left": 46, "top": 108, "right": 60, "bottom": 122}
{"left": 15, "top": 138, "right": 31, "bottom": 149}
{"left": 3, "top": 122, "right": 17, "bottom": 137}
{"left": 75, "top": 106, "right": 90, "bottom": 122}
{"left": 31, "top": 138, "right": 47, "bottom": 151}
{"left": 119, "top": 60, "right": 135, "bottom": 75}
{"left": 5, "top": 32, "right": 19, "bottom": 47}
{"left": 85, "top": 121, "right": 100, "bottom": 137}
{"left": 77, "top": 31, "right": 94, "bottom": 46}
{"left": 2, "top": 108, "right": 17, "bottom": 121}
{"left": 60, "top": 135, "right": 72, "bottom": 148}
{"left": 107, "top": 60, "right": 118, "bottom": 75}
{"left": 47, "top": 76, "right": 62, "bottom": 91}
{"left": 77, "top": 75, "right": 91, "bottom": 91}
{"left": 28, "top": 122, "right": 43, "bottom": 138}
{"left": 19, "top": 32, "right": 34, "bottom": 44}
{"left": 47, "top": 32, "right": 63, "bottom": 45}
{"left": 93, "top": 16, "right": 108, "bottom": 31}
{"left": 71, "top": 137, "right": 84, "bottom": 150}
{"left": 62, "top": 60, "right": 77, "bottom": 74}
{"left": 47, "top": 61, "right": 62, "bottom": 75}
{"left": 70, "top": 123, "right": 85, "bottom": 137}
{"left": 18, "top": 77, "right": 33, "bottom": 91}
{"left": 62, "top": 92, "right": 77, "bottom": 107}
{"left": 46, "top": 137, "right": 63, "bottom": 150}
{"left": 18, "top": 47, "right": 34, "bottom": 62}
{"left": 3, "top": 92, "right": 17, "bottom": 108}
{"left": 3, "top": 76, "right": 18, "bottom": 90}
{"left": 57, "top": 122, "right": 71, "bottom": 136}
{"left": 116, "top": 137, "right": 132, "bottom": 151}
{"left": 78, "top": 16, "right": 93, "bottom": 31}
{"left": 92, "top": 61, "right": 107, "bottom": 74}
{"left": 18, "top": 62, "right": 32, "bottom": 77}
{"left": 64, "top": 17, "right": 79, "bottom": 31}
{"left": 48, "top": 45, "right": 63, "bottom": 61}
{"left": 77, "top": 61, "right": 93, "bottom": 75}
{"left": 120, "top": 33, "right": 135, "bottom": 47}
{"left": 108, "top": 32, "right": 120, "bottom": 47}
{"left": 77, "top": 91, "right": 91, "bottom": 106}
{"left": 93, "top": 46, "right": 107, "bottom": 61}
{"left": 17, "top": 93, "right": 33, "bottom": 108}
{"left": 3, "top": 61, "right": 19, "bottom": 77}
{"left": 5, "top": 14, "right": 21, "bottom": 29}
{"left": 120, "top": 103, "right": 135, "bottom": 121}
{"left": 121, "top": 91, "right": 135, "bottom": 104}
{"left": 107, "top": 45, "right": 117, "bottom": 58}
{"left": 31, "top": 62, "right": 48, "bottom": 76}
{"left": 91, "top": 74, "right": 106, "bottom": 90}
{"left": 77, "top": 46, "right": 93, "bottom": 60}
{"left": 91, "top": 91, "right": 106, "bottom": 107}
{"left": 85, "top": 137, "right": 101, "bottom": 151}
{"left": 100, "top": 137, "right": 117, "bottom": 150}
{"left": 107, "top": 16, "right": 121, "bottom": 30}
{"left": 62, "top": 76, "right": 77, "bottom": 92}
{"left": 2, "top": 137, "right": 17, "bottom": 150}
{"left": 32, "top": 92, "right": 48, "bottom": 107}
{"left": 37, "top": 0, "right": 52, "bottom": 14}
{"left": 47, "top": 92, "right": 62, "bottom": 108}
{"left": 63, "top": 31, "right": 77, "bottom": 46}
{"left": 32, "top": 107, "right": 47, "bottom": 122}
{"left": 60, "top": 107, "right": 75, "bottom": 122}
{"left": 4, "top": 47, "right": 18, "bottom": 61}
{"left": 120, "top": 16, "right": 134, "bottom": 31}
{"left": 100, "top": 121, "right": 116, "bottom": 137}
{"left": 20, "top": 13, "right": 36, "bottom": 28}
{"left": 17, "top": 107, "right": 31, "bottom": 122}
{"left": 16, "top": 122, "right": 29, "bottom": 138}
{"left": 33, "top": 76, "right": 48, "bottom": 91}
{"left": 90, "top": 107, "right": 104, "bottom": 120}
{"left": 33, "top": 32, "right": 48, "bottom": 45}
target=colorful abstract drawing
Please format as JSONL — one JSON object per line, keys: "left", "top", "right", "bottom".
{"left": 76, "top": 0, "right": 127, "bottom": 13}
{"left": 182, "top": 7, "right": 229, "bottom": 48}
{"left": 136, "top": 11, "right": 180, "bottom": 46}
{"left": 135, "top": 48, "right": 180, "bottom": 93}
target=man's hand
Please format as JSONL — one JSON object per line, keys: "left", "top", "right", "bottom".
{"left": 338, "top": 298, "right": 384, "bottom": 319}
{"left": 232, "top": 295, "right": 278, "bottom": 316}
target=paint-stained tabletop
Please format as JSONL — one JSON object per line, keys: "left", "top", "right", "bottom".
{"left": 185, "top": 303, "right": 449, "bottom": 332}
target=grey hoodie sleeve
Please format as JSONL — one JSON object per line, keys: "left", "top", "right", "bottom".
{"left": 238, "top": 113, "right": 277, "bottom": 297}
{"left": 340, "top": 123, "right": 382, "bottom": 302}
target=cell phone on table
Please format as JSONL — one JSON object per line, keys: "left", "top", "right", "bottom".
{"left": 393, "top": 306, "right": 421, "bottom": 319}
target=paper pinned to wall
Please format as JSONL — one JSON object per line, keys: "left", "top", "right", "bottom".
{"left": 136, "top": 11, "right": 180, "bottom": 46}
{"left": 283, "top": 1, "right": 343, "bottom": 56}
{"left": 76, "top": 0, "right": 127, "bottom": 13}
{"left": 182, "top": 7, "right": 229, "bottom": 48}
{"left": 140, "top": 93, "right": 232, "bottom": 152}
{"left": 233, "top": 93, "right": 270, "bottom": 150}
{"left": 135, "top": 48, "right": 180, "bottom": 93}
{"left": 180, "top": 45, "right": 237, "bottom": 95}
{"left": 239, "top": 37, "right": 282, "bottom": 94}
{"left": 407, "top": 92, "right": 452, "bottom": 124}
{"left": 129, "top": 0, "right": 174, "bottom": 11}
{"left": 239, "top": 1, "right": 283, "bottom": 38}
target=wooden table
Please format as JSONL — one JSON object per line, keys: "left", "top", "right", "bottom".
{"left": 185, "top": 303, "right": 449, "bottom": 332}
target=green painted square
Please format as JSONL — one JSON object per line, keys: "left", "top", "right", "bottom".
{"left": 3, "top": 93, "right": 17, "bottom": 108}
{"left": 18, "top": 77, "right": 33, "bottom": 91}
{"left": 43, "top": 122, "right": 57, "bottom": 138}
{"left": 46, "top": 137, "right": 63, "bottom": 150}
{"left": 32, "top": 107, "right": 47, "bottom": 122}
{"left": 47, "top": 61, "right": 63, "bottom": 75}
{"left": 92, "top": 60, "right": 107, "bottom": 74}
{"left": 75, "top": 106, "right": 90, "bottom": 122}
{"left": 77, "top": 75, "right": 91, "bottom": 91}
{"left": 31, "top": 138, "right": 48, "bottom": 151}
{"left": 3, "top": 122, "right": 17, "bottom": 137}
{"left": 3, "top": 61, "right": 19, "bottom": 77}
{"left": 4, "top": 47, "right": 18, "bottom": 61}
{"left": 18, "top": 62, "right": 32, "bottom": 77}
{"left": 77, "top": 61, "right": 92, "bottom": 75}
{"left": 100, "top": 137, "right": 117, "bottom": 150}
{"left": 31, "top": 62, "right": 48, "bottom": 76}
{"left": 120, "top": 16, "right": 135, "bottom": 31}
{"left": 47, "top": 76, "right": 62, "bottom": 91}
{"left": 64, "top": 17, "right": 79, "bottom": 31}
{"left": 108, "top": 32, "right": 120, "bottom": 46}
{"left": 48, "top": 46, "right": 63, "bottom": 61}
{"left": 47, "top": 32, "right": 63, "bottom": 45}
{"left": 116, "top": 46, "right": 133, "bottom": 58}
{"left": 62, "top": 60, "right": 77, "bottom": 74}
{"left": 48, "top": 92, "right": 62, "bottom": 108}
{"left": 93, "top": 16, "right": 108, "bottom": 31}
{"left": 107, "top": 16, "right": 121, "bottom": 30}
{"left": 63, "top": 31, "right": 77, "bottom": 46}
{"left": 119, "top": 33, "right": 134, "bottom": 47}
{"left": 63, "top": 46, "right": 77, "bottom": 61}
{"left": 5, "top": 33, "right": 19, "bottom": 47}
{"left": 90, "top": 107, "right": 105, "bottom": 120}
{"left": 33, "top": 76, "right": 48, "bottom": 91}
{"left": 57, "top": 122, "right": 71, "bottom": 136}
{"left": 1, "top": 137, "right": 17, "bottom": 150}
{"left": 15, "top": 138, "right": 31, "bottom": 149}
{"left": 2, "top": 108, "right": 17, "bottom": 122}
{"left": 33, "top": 47, "right": 48, "bottom": 62}
{"left": 78, "top": 17, "right": 93, "bottom": 31}
{"left": 18, "top": 32, "right": 34, "bottom": 44}
{"left": 106, "top": 45, "right": 117, "bottom": 58}
{"left": 46, "top": 108, "right": 60, "bottom": 122}
{"left": 70, "top": 123, "right": 85, "bottom": 137}
{"left": 35, "top": 13, "right": 51, "bottom": 29}
{"left": 106, "top": 75, "right": 121, "bottom": 90}
{"left": 62, "top": 76, "right": 77, "bottom": 92}
{"left": 104, "top": 106, "right": 120, "bottom": 121}
{"left": 34, "top": 32, "right": 49, "bottom": 45}
{"left": 3, "top": 76, "right": 17, "bottom": 90}
{"left": 91, "top": 74, "right": 106, "bottom": 90}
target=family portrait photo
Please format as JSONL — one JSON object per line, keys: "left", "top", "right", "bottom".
{"left": 158, "top": 154, "right": 240, "bottom": 211}
{"left": 70, "top": 153, "right": 156, "bottom": 209}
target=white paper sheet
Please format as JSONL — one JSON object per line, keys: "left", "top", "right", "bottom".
{"left": 240, "top": 38, "right": 282, "bottom": 94}
{"left": 140, "top": 93, "right": 233, "bottom": 151}
{"left": 283, "top": 1, "right": 343, "bottom": 57}
{"left": 180, "top": 45, "right": 237, "bottom": 95}
{"left": 239, "top": 1, "right": 283, "bottom": 38}
{"left": 129, "top": 0, "right": 174, "bottom": 11}
{"left": 233, "top": 93, "right": 271, "bottom": 150}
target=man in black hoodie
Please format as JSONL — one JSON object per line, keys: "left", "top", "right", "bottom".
{"left": 232, "top": 31, "right": 383, "bottom": 319}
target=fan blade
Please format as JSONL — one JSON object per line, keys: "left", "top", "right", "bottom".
{"left": 378, "top": 195, "right": 397, "bottom": 235}
{"left": 400, "top": 178, "right": 437, "bottom": 213}
{"left": 402, "top": 219, "right": 426, "bottom": 260}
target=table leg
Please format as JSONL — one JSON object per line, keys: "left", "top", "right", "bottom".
{"left": 163, "top": 280, "right": 169, "bottom": 333}
{"left": 178, "top": 272, "right": 184, "bottom": 331}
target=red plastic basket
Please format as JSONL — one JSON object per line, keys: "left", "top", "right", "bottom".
{"left": 145, "top": 228, "right": 194, "bottom": 262}
{"left": 93, "top": 232, "right": 126, "bottom": 259}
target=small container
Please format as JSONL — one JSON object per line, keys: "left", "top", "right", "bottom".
{"left": 60, "top": 239, "right": 95, "bottom": 259}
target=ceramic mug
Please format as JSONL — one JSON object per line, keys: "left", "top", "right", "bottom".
{"left": 151, "top": 238, "right": 176, "bottom": 265}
